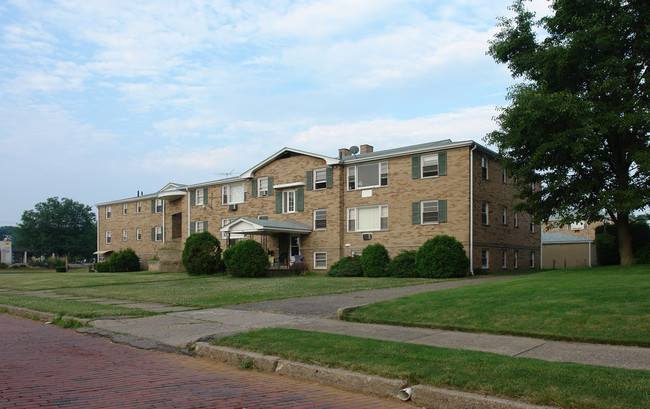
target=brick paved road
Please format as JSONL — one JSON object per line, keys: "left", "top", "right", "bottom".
{"left": 0, "top": 315, "right": 414, "bottom": 409}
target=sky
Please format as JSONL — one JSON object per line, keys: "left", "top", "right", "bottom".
{"left": 0, "top": 0, "right": 553, "bottom": 226}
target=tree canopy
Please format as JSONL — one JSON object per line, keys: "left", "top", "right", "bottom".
{"left": 487, "top": 0, "right": 650, "bottom": 266}
{"left": 15, "top": 197, "right": 96, "bottom": 259}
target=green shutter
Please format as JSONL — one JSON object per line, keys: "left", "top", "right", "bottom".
{"left": 275, "top": 191, "right": 282, "bottom": 213}
{"left": 190, "top": 190, "right": 195, "bottom": 206}
{"left": 439, "top": 152, "right": 447, "bottom": 176}
{"left": 412, "top": 202, "right": 420, "bottom": 224}
{"left": 268, "top": 177, "right": 274, "bottom": 194}
{"left": 190, "top": 222, "right": 195, "bottom": 235}
{"left": 306, "top": 171, "right": 313, "bottom": 191}
{"left": 151, "top": 199, "right": 155, "bottom": 213}
{"left": 203, "top": 188, "right": 208, "bottom": 203}
{"left": 439, "top": 200, "right": 447, "bottom": 223}
{"left": 326, "top": 168, "right": 333, "bottom": 188}
{"left": 251, "top": 179, "right": 257, "bottom": 198}
{"left": 151, "top": 227, "right": 155, "bottom": 241}
{"left": 297, "top": 189, "right": 304, "bottom": 212}
{"left": 203, "top": 220, "right": 208, "bottom": 231}
{"left": 412, "top": 156, "right": 421, "bottom": 179}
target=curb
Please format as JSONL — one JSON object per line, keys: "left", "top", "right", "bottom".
{"left": 195, "top": 343, "right": 556, "bottom": 409}
{"left": 1, "top": 304, "right": 90, "bottom": 326}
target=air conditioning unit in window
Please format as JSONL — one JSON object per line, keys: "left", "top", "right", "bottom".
{"left": 228, "top": 204, "right": 238, "bottom": 211}
{"left": 361, "top": 233, "right": 372, "bottom": 241}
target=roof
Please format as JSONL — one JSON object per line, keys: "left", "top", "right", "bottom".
{"left": 542, "top": 233, "right": 593, "bottom": 244}
{"left": 220, "top": 217, "right": 312, "bottom": 234}
{"left": 339, "top": 139, "right": 495, "bottom": 163}
{"left": 241, "top": 147, "right": 339, "bottom": 179}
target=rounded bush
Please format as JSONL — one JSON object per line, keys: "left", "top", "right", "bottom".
{"left": 182, "top": 232, "right": 222, "bottom": 276}
{"left": 224, "top": 239, "right": 268, "bottom": 278}
{"left": 360, "top": 243, "right": 390, "bottom": 277}
{"left": 109, "top": 248, "right": 141, "bottom": 272}
{"left": 327, "top": 256, "right": 363, "bottom": 277}
{"left": 416, "top": 235, "right": 469, "bottom": 278}
{"left": 386, "top": 250, "right": 418, "bottom": 277}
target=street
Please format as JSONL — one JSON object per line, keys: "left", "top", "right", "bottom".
{"left": 0, "top": 314, "right": 413, "bottom": 408}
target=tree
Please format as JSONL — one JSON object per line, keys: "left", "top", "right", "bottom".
{"left": 0, "top": 226, "right": 16, "bottom": 241}
{"left": 487, "top": 0, "right": 650, "bottom": 266}
{"left": 15, "top": 197, "right": 96, "bottom": 259}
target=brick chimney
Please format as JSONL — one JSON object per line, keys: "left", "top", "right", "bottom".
{"left": 338, "top": 148, "right": 351, "bottom": 158}
{"left": 360, "top": 144, "right": 374, "bottom": 154}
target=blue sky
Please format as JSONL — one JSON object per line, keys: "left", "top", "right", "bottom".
{"left": 0, "top": 0, "right": 552, "bottom": 226}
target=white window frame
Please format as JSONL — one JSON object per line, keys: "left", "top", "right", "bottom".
{"left": 421, "top": 154, "right": 439, "bottom": 178}
{"left": 513, "top": 250, "right": 518, "bottom": 269}
{"left": 106, "top": 206, "right": 112, "bottom": 219}
{"left": 421, "top": 200, "right": 440, "bottom": 224}
{"left": 122, "top": 229, "right": 127, "bottom": 241}
{"left": 314, "top": 252, "right": 327, "bottom": 269}
{"left": 530, "top": 219, "right": 535, "bottom": 233}
{"left": 154, "top": 199, "right": 163, "bottom": 213}
{"left": 514, "top": 212, "right": 519, "bottom": 228}
{"left": 136, "top": 228, "right": 142, "bottom": 241}
{"left": 502, "top": 207, "right": 507, "bottom": 225}
{"left": 482, "top": 201, "right": 489, "bottom": 225}
{"left": 258, "top": 214, "right": 268, "bottom": 220}
{"left": 530, "top": 251, "right": 535, "bottom": 268}
{"left": 347, "top": 161, "right": 388, "bottom": 190}
{"left": 314, "top": 209, "right": 327, "bottom": 230}
{"left": 313, "top": 168, "right": 327, "bottom": 190}
{"left": 481, "top": 156, "right": 488, "bottom": 179}
{"left": 282, "top": 190, "right": 296, "bottom": 214}
{"left": 155, "top": 226, "right": 163, "bottom": 242}
{"left": 502, "top": 250, "right": 507, "bottom": 269}
{"left": 258, "top": 177, "right": 269, "bottom": 197}
{"left": 105, "top": 231, "right": 111, "bottom": 244}
{"left": 502, "top": 168, "right": 507, "bottom": 183}
{"left": 195, "top": 189, "right": 205, "bottom": 206}
{"left": 481, "top": 249, "right": 489, "bottom": 269}
{"left": 222, "top": 183, "right": 246, "bottom": 205}
{"left": 123, "top": 204, "right": 127, "bottom": 215}
{"left": 195, "top": 221, "right": 205, "bottom": 233}
{"left": 136, "top": 202, "right": 142, "bottom": 213}
{"left": 347, "top": 205, "right": 388, "bottom": 232}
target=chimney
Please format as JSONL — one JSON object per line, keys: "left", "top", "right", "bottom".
{"left": 360, "top": 144, "right": 374, "bottom": 154}
{"left": 339, "top": 148, "right": 351, "bottom": 159}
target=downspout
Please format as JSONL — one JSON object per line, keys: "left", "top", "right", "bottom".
{"left": 539, "top": 222, "right": 543, "bottom": 269}
{"left": 588, "top": 241, "right": 592, "bottom": 267}
{"left": 187, "top": 187, "right": 191, "bottom": 238}
{"left": 162, "top": 199, "right": 166, "bottom": 246}
{"left": 469, "top": 144, "right": 477, "bottom": 276}
{"left": 96, "top": 207, "right": 100, "bottom": 263}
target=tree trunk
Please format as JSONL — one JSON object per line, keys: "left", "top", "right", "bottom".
{"left": 616, "top": 215, "right": 634, "bottom": 266}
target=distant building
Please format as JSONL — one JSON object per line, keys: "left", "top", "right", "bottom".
{"left": 1, "top": 240, "right": 11, "bottom": 264}
{"left": 95, "top": 139, "right": 541, "bottom": 273}
{"left": 542, "top": 232, "right": 595, "bottom": 269}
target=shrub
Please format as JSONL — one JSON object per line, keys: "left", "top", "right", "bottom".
{"left": 94, "top": 260, "right": 110, "bottom": 272}
{"left": 224, "top": 239, "right": 268, "bottom": 278}
{"left": 360, "top": 243, "right": 390, "bottom": 277}
{"left": 109, "top": 248, "right": 141, "bottom": 272}
{"left": 416, "top": 235, "right": 469, "bottom": 278}
{"left": 0, "top": 262, "right": 8, "bottom": 269}
{"left": 55, "top": 266, "right": 67, "bottom": 272}
{"left": 327, "top": 256, "right": 363, "bottom": 277}
{"left": 289, "top": 262, "right": 309, "bottom": 275}
{"left": 386, "top": 250, "right": 418, "bottom": 277}
{"left": 182, "top": 232, "right": 223, "bottom": 276}
{"left": 635, "top": 244, "right": 650, "bottom": 264}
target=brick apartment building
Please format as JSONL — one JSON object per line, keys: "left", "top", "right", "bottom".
{"left": 95, "top": 139, "right": 541, "bottom": 273}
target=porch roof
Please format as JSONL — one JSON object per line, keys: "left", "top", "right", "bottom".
{"left": 220, "top": 217, "right": 312, "bottom": 234}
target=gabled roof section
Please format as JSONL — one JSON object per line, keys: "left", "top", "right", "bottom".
{"left": 221, "top": 217, "right": 312, "bottom": 234}
{"left": 340, "top": 140, "right": 496, "bottom": 163}
{"left": 159, "top": 182, "right": 187, "bottom": 192}
{"left": 240, "top": 147, "right": 339, "bottom": 179}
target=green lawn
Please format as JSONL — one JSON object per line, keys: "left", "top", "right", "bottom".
{"left": 343, "top": 265, "right": 650, "bottom": 346}
{"left": 214, "top": 328, "right": 649, "bottom": 409}
{"left": 0, "top": 270, "right": 433, "bottom": 308}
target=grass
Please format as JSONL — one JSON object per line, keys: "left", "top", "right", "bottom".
{"left": 213, "top": 328, "right": 650, "bottom": 409}
{"left": 343, "top": 265, "right": 650, "bottom": 346}
{"left": 0, "top": 294, "right": 158, "bottom": 319}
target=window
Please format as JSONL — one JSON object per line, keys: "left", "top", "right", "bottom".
{"left": 502, "top": 168, "right": 507, "bottom": 183}
{"left": 258, "top": 178, "right": 269, "bottom": 197}
{"left": 195, "top": 221, "right": 205, "bottom": 233}
{"left": 514, "top": 212, "right": 519, "bottom": 228}
{"left": 314, "top": 209, "right": 327, "bottom": 230}
{"left": 258, "top": 214, "right": 268, "bottom": 220}
{"left": 347, "top": 205, "right": 388, "bottom": 232}
{"left": 313, "top": 168, "right": 327, "bottom": 190}
{"left": 122, "top": 229, "right": 127, "bottom": 241}
{"left": 347, "top": 161, "right": 388, "bottom": 190}
{"left": 513, "top": 250, "right": 518, "bottom": 269}
{"left": 412, "top": 200, "right": 447, "bottom": 224}
{"left": 123, "top": 204, "right": 127, "bottom": 215}
{"left": 530, "top": 251, "right": 535, "bottom": 268}
{"left": 422, "top": 200, "right": 439, "bottom": 224}
{"left": 105, "top": 231, "right": 111, "bottom": 244}
{"left": 502, "top": 250, "right": 507, "bottom": 269}
{"left": 314, "top": 252, "right": 327, "bottom": 269}
{"left": 222, "top": 183, "right": 246, "bottom": 205}
{"left": 481, "top": 249, "right": 489, "bottom": 269}
{"left": 196, "top": 189, "right": 204, "bottom": 206}
{"left": 530, "top": 219, "right": 535, "bottom": 233}
{"left": 502, "top": 207, "right": 507, "bottom": 225}
{"left": 421, "top": 154, "right": 439, "bottom": 178}
{"left": 282, "top": 190, "right": 296, "bottom": 213}
{"left": 136, "top": 228, "right": 142, "bottom": 241}
{"left": 106, "top": 206, "right": 112, "bottom": 219}
{"left": 481, "top": 156, "right": 488, "bottom": 179}
{"left": 154, "top": 226, "right": 163, "bottom": 242}
{"left": 153, "top": 199, "right": 163, "bottom": 213}
{"left": 137, "top": 202, "right": 142, "bottom": 213}
{"left": 482, "top": 201, "right": 489, "bottom": 225}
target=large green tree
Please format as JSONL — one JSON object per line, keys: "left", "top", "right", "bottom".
{"left": 15, "top": 197, "right": 96, "bottom": 259}
{"left": 487, "top": 0, "right": 649, "bottom": 266}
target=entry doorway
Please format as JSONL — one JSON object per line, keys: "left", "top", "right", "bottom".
{"left": 171, "top": 213, "right": 182, "bottom": 239}
{"left": 290, "top": 235, "right": 301, "bottom": 262}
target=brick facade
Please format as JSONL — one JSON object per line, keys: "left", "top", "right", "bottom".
{"left": 96, "top": 140, "right": 541, "bottom": 273}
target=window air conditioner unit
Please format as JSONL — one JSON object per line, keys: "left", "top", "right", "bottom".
{"left": 228, "top": 204, "right": 238, "bottom": 211}
{"left": 361, "top": 233, "right": 372, "bottom": 241}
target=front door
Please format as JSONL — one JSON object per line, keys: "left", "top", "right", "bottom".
{"left": 290, "top": 235, "right": 301, "bottom": 261}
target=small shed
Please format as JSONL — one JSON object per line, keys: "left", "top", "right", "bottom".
{"left": 542, "top": 232, "right": 595, "bottom": 269}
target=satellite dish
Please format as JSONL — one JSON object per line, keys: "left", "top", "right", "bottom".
{"left": 349, "top": 146, "right": 359, "bottom": 155}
